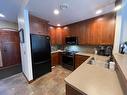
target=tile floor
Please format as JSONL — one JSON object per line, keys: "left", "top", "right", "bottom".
{"left": 0, "top": 66, "right": 71, "bottom": 95}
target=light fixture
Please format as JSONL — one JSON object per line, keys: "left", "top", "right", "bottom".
{"left": 49, "top": 26, "right": 53, "bottom": 29}
{"left": 0, "top": 13, "right": 5, "bottom": 18}
{"left": 96, "top": 10, "right": 103, "bottom": 15}
{"left": 64, "top": 27, "right": 68, "bottom": 29}
{"left": 114, "top": 5, "right": 122, "bottom": 11}
{"left": 60, "top": 3, "right": 69, "bottom": 10}
{"left": 54, "top": 9, "right": 59, "bottom": 15}
{"left": 57, "top": 24, "right": 61, "bottom": 26}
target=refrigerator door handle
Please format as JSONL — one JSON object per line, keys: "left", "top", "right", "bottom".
{"left": 34, "top": 60, "right": 50, "bottom": 65}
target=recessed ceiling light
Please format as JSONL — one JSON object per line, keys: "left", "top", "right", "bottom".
{"left": 0, "top": 13, "right": 5, "bottom": 18}
{"left": 64, "top": 27, "right": 68, "bottom": 29}
{"left": 96, "top": 10, "right": 103, "bottom": 15}
{"left": 49, "top": 26, "right": 53, "bottom": 29}
{"left": 54, "top": 9, "right": 59, "bottom": 15}
{"left": 114, "top": 5, "right": 122, "bottom": 11}
{"left": 57, "top": 24, "right": 61, "bottom": 26}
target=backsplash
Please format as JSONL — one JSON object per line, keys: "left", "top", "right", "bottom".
{"left": 51, "top": 45, "right": 97, "bottom": 54}
{"left": 64, "top": 45, "right": 96, "bottom": 54}
{"left": 51, "top": 45, "right": 63, "bottom": 51}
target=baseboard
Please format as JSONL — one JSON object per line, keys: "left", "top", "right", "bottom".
{"left": 0, "top": 64, "right": 22, "bottom": 80}
{"left": 22, "top": 72, "right": 34, "bottom": 84}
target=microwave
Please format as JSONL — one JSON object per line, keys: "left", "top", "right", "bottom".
{"left": 65, "top": 36, "right": 78, "bottom": 45}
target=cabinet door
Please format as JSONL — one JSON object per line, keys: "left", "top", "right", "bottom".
{"left": 100, "top": 17, "right": 115, "bottom": 45}
{"left": 1, "top": 42, "right": 21, "bottom": 67}
{"left": 75, "top": 55, "right": 89, "bottom": 69}
{"left": 30, "top": 15, "right": 49, "bottom": 35}
{"left": 66, "top": 84, "right": 85, "bottom": 95}
{"left": 62, "top": 27, "right": 70, "bottom": 45}
{"left": 0, "top": 30, "right": 21, "bottom": 67}
{"left": 56, "top": 28, "right": 63, "bottom": 45}
{"left": 51, "top": 52, "right": 60, "bottom": 66}
{"left": 49, "top": 27, "right": 57, "bottom": 45}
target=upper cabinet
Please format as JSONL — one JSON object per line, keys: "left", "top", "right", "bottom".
{"left": 29, "top": 15, "right": 49, "bottom": 35}
{"left": 67, "top": 13, "right": 116, "bottom": 45}
{"left": 49, "top": 13, "right": 116, "bottom": 46}
{"left": 49, "top": 27, "right": 70, "bottom": 45}
{"left": 49, "top": 27, "right": 57, "bottom": 45}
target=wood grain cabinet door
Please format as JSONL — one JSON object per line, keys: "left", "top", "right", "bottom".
{"left": 51, "top": 52, "right": 60, "bottom": 66}
{"left": 66, "top": 84, "right": 85, "bottom": 95}
{"left": 29, "top": 15, "right": 49, "bottom": 35}
{"left": 0, "top": 30, "right": 21, "bottom": 67}
{"left": 75, "top": 55, "right": 89, "bottom": 69}
{"left": 1, "top": 42, "right": 21, "bottom": 67}
{"left": 49, "top": 27, "right": 57, "bottom": 45}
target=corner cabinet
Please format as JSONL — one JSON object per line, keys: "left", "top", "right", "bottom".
{"left": 75, "top": 54, "right": 89, "bottom": 69}
{"left": 51, "top": 52, "right": 61, "bottom": 66}
{"left": 66, "top": 84, "right": 86, "bottom": 95}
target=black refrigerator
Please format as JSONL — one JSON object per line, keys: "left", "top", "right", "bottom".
{"left": 30, "top": 34, "right": 51, "bottom": 79}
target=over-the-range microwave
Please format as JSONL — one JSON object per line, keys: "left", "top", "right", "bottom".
{"left": 65, "top": 36, "right": 78, "bottom": 45}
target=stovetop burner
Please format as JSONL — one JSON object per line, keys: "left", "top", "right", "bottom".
{"left": 62, "top": 51, "right": 78, "bottom": 56}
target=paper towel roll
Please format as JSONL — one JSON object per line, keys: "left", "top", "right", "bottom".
{"left": 109, "top": 62, "right": 115, "bottom": 70}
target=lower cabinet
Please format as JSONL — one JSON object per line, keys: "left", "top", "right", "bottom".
{"left": 75, "top": 54, "right": 89, "bottom": 69}
{"left": 115, "top": 60, "right": 127, "bottom": 95}
{"left": 66, "top": 84, "right": 86, "bottom": 95}
{"left": 51, "top": 52, "right": 60, "bottom": 66}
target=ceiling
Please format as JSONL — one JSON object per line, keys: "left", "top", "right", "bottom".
{"left": 0, "top": 0, "right": 23, "bottom": 22}
{"left": 0, "top": 0, "right": 116, "bottom": 26}
{"left": 26, "top": 0, "right": 116, "bottom": 26}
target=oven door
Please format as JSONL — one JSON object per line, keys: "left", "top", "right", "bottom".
{"left": 62, "top": 55, "right": 74, "bottom": 66}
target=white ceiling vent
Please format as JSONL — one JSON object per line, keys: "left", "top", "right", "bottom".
{"left": 60, "top": 3, "right": 69, "bottom": 10}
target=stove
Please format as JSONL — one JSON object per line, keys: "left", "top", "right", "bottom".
{"left": 61, "top": 51, "right": 78, "bottom": 70}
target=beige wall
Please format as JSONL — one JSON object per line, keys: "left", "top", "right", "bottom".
{"left": 113, "top": 0, "right": 127, "bottom": 53}
{"left": 0, "top": 20, "right": 18, "bottom": 30}
{"left": 120, "top": 0, "right": 127, "bottom": 43}
{"left": 18, "top": 9, "right": 33, "bottom": 81}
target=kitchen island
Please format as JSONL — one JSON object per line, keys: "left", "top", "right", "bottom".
{"left": 65, "top": 53, "right": 124, "bottom": 95}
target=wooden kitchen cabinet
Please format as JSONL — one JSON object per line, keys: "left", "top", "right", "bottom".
{"left": 114, "top": 59, "right": 127, "bottom": 95}
{"left": 49, "top": 26, "right": 70, "bottom": 45}
{"left": 49, "top": 27, "right": 57, "bottom": 45}
{"left": 51, "top": 52, "right": 60, "bottom": 66}
{"left": 67, "top": 13, "right": 116, "bottom": 45}
{"left": 49, "top": 27, "right": 63, "bottom": 45}
{"left": 66, "top": 84, "right": 85, "bottom": 95}
{"left": 49, "top": 13, "right": 116, "bottom": 46}
{"left": 29, "top": 15, "right": 49, "bottom": 35}
{"left": 75, "top": 54, "right": 89, "bottom": 69}
{"left": 55, "top": 28, "right": 63, "bottom": 45}
{"left": 62, "top": 27, "right": 70, "bottom": 45}
{"left": 0, "top": 30, "right": 21, "bottom": 67}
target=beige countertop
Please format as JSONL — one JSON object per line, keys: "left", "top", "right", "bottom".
{"left": 113, "top": 53, "right": 127, "bottom": 81}
{"left": 51, "top": 50, "right": 63, "bottom": 54}
{"left": 65, "top": 53, "right": 124, "bottom": 95}
{"left": 76, "top": 52, "right": 110, "bottom": 68}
